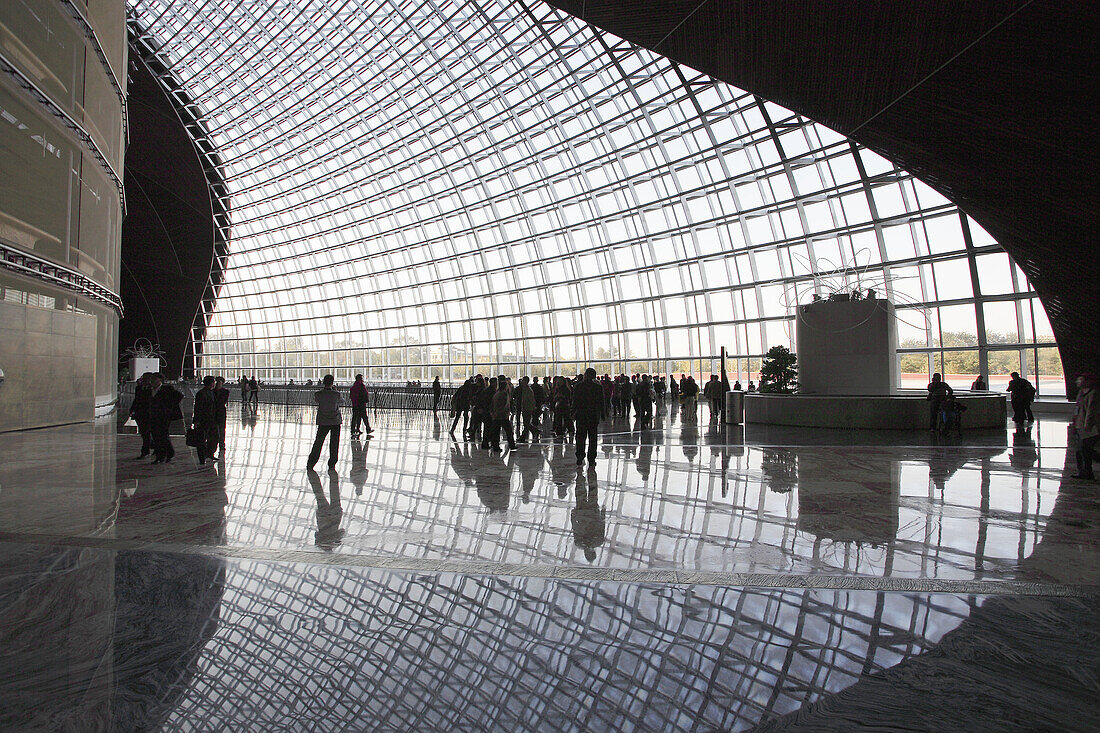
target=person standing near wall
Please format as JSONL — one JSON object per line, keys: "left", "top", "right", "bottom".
{"left": 1072, "top": 373, "right": 1098, "bottom": 481}
{"left": 307, "top": 374, "right": 343, "bottom": 470}
{"left": 573, "top": 368, "right": 603, "bottom": 467}
{"left": 432, "top": 376, "right": 442, "bottom": 413}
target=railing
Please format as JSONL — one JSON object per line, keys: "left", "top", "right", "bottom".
{"left": 120, "top": 381, "right": 458, "bottom": 414}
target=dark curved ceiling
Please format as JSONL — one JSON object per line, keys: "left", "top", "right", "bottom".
{"left": 545, "top": 0, "right": 1098, "bottom": 392}
{"left": 120, "top": 40, "right": 220, "bottom": 379}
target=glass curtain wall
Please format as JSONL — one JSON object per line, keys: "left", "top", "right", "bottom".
{"left": 128, "top": 0, "right": 1061, "bottom": 394}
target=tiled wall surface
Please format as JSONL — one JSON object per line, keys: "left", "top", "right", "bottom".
{"left": 0, "top": 301, "right": 97, "bottom": 431}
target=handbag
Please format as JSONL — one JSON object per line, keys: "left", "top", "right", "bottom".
{"left": 185, "top": 426, "right": 201, "bottom": 447}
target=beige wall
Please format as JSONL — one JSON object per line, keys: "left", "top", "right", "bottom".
{"left": 0, "top": 0, "right": 125, "bottom": 430}
{"left": 0, "top": 300, "right": 97, "bottom": 431}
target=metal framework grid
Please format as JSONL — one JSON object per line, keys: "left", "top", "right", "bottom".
{"left": 126, "top": 0, "right": 1060, "bottom": 388}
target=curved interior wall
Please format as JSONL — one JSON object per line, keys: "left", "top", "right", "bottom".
{"left": 119, "top": 31, "right": 222, "bottom": 381}
{"left": 128, "top": 0, "right": 1065, "bottom": 394}
{"left": 0, "top": 0, "right": 126, "bottom": 431}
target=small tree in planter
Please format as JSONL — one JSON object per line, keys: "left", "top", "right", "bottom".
{"left": 759, "top": 345, "right": 799, "bottom": 393}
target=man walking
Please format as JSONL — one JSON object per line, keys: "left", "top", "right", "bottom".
{"left": 573, "top": 368, "right": 603, "bottom": 466}
{"left": 349, "top": 374, "right": 373, "bottom": 438}
{"left": 148, "top": 373, "right": 184, "bottom": 464}
{"left": 307, "top": 374, "right": 343, "bottom": 470}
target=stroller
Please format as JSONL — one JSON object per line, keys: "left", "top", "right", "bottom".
{"left": 937, "top": 395, "right": 967, "bottom": 435}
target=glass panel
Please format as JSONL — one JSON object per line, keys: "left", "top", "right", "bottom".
{"left": 122, "top": 0, "right": 1058, "bottom": 383}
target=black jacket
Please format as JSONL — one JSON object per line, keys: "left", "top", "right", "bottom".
{"left": 150, "top": 384, "right": 184, "bottom": 422}
{"left": 130, "top": 384, "right": 153, "bottom": 420}
{"left": 573, "top": 379, "right": 604, "bottom": 421}
{"left": 193, "top": 387, "right": 219, "bottom": 425}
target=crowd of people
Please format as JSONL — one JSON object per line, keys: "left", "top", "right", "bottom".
{"left": 129, "top": 364, "right": 1098, "bottom": 483}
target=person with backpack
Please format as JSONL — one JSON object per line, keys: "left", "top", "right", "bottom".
{"left": 1006, "top": 371, "right": 1036, "bottom": 424}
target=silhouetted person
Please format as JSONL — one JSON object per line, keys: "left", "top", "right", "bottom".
{"left": 703, "top": 374, "right": 724, "bottom": 419}
{"left": 450, "top": 377, "right": 473, "bottom": 436}
{"left": 680, "top": 375, "right": 699, "bottom": 421}
{"left": 349, "top": 373, "right": 373, "bottom": 437}
{"left": 747, "top": 380, "right": 756, "bottom": 393}
{"left": 129, "top": 372, "right": 154, "bottom": 458}
{"left": 148, "top": 373, "right": 183, "bottom": 464}
{"left": 971, "top": 375, "right": 988, "bottom": 391}
{"left": 571, "top": 466, "right": 606, "bottom": 563}
{"left": 191, "top": 376, "right": 220, "bottom": 464}
{"left": 307, "top": 374, "right": 343, "bottom": 470}
{"left": 489, "top": 377, "right": 516, "bottom": 452}
{"left": 927, "top": 372, "right": 953, "bottom": 430}
{"left": 573, "top": 368, "right": 603, "bottom": 466}
{"left": 733, "top": 380, "right": 742, "bottom": 391}
{"left": 307, "top": 468, "right": 344, "bottom": 550}
{"left": 470, "top": 374, "right": 492, "bottom": 442}
{"left": 248, "top": 375, "right": 259, "bottom": 408}
{"left": 432, "top": 376, "right": 442, "bottom": 413}
{"left": 1006, "top": 371, "right": 1036, "bottom": 424}
{"left": 516, "top": 376, "right": 539, "bottom": 443}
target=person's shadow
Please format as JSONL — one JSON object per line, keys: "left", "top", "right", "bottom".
{"left": 1010, "top": 425, "right": 1038, "bottom": 473}
{"left": 476, "top": 449, "right": 513, "bottom": 513}
{"left": 307, "top": 468, "right": 344, "bottom": 551}
{"left": 449, "top": 439, "right": 478, "bottom": 490}
{"left": 349, "top": 438, "right": 368, "bottom": 496}
{"left": 571, "top": 466, "right": 607, "bottom": 563}
{"left": 512, "top": 444, "right": 546, "bottom": 503}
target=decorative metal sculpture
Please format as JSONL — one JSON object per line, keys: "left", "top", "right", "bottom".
{"left": 120, "top": 338, "right": 167, "bottom": 366}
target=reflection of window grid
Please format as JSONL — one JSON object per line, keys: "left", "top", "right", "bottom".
{"left": 130, "top": 0, "right": 1057, "bottom": 384}
{"left": 163, "top": 558, "right": 972, "bottom": 730}
{"left": 214, "top": 414, "right": 1050, "bottom": 580}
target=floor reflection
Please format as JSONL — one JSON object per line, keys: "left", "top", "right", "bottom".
{"left": 0, "top": 408, "right": 1096, "bottom": 730}
{"left": 0, "top": 411, "right": 1088, "bottom": 582}
{"left": 1, "top": 543, "right": 1094, "bottom": 731}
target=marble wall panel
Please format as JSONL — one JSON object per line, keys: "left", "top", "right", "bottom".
{"left": 0, "top": 300, "right": 97, "bottom": 431}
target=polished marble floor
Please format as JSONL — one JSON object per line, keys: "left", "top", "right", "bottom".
{"left": 1, "top": 404, "right": 1098, "bottom": 730}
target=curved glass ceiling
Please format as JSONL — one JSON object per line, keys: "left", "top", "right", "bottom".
{"left": 128, "top": 0, "right": 1061, "bottom": 391}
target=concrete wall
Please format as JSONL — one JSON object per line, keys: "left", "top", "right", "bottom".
{"left": 796, "top": 299, "right": 897, "bottom": 395}
{"left": 0, "top": 300, "right": 97, "bottom": 431}
{"left": 745, "top": 393, "right": 1008, "bottom": 430}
